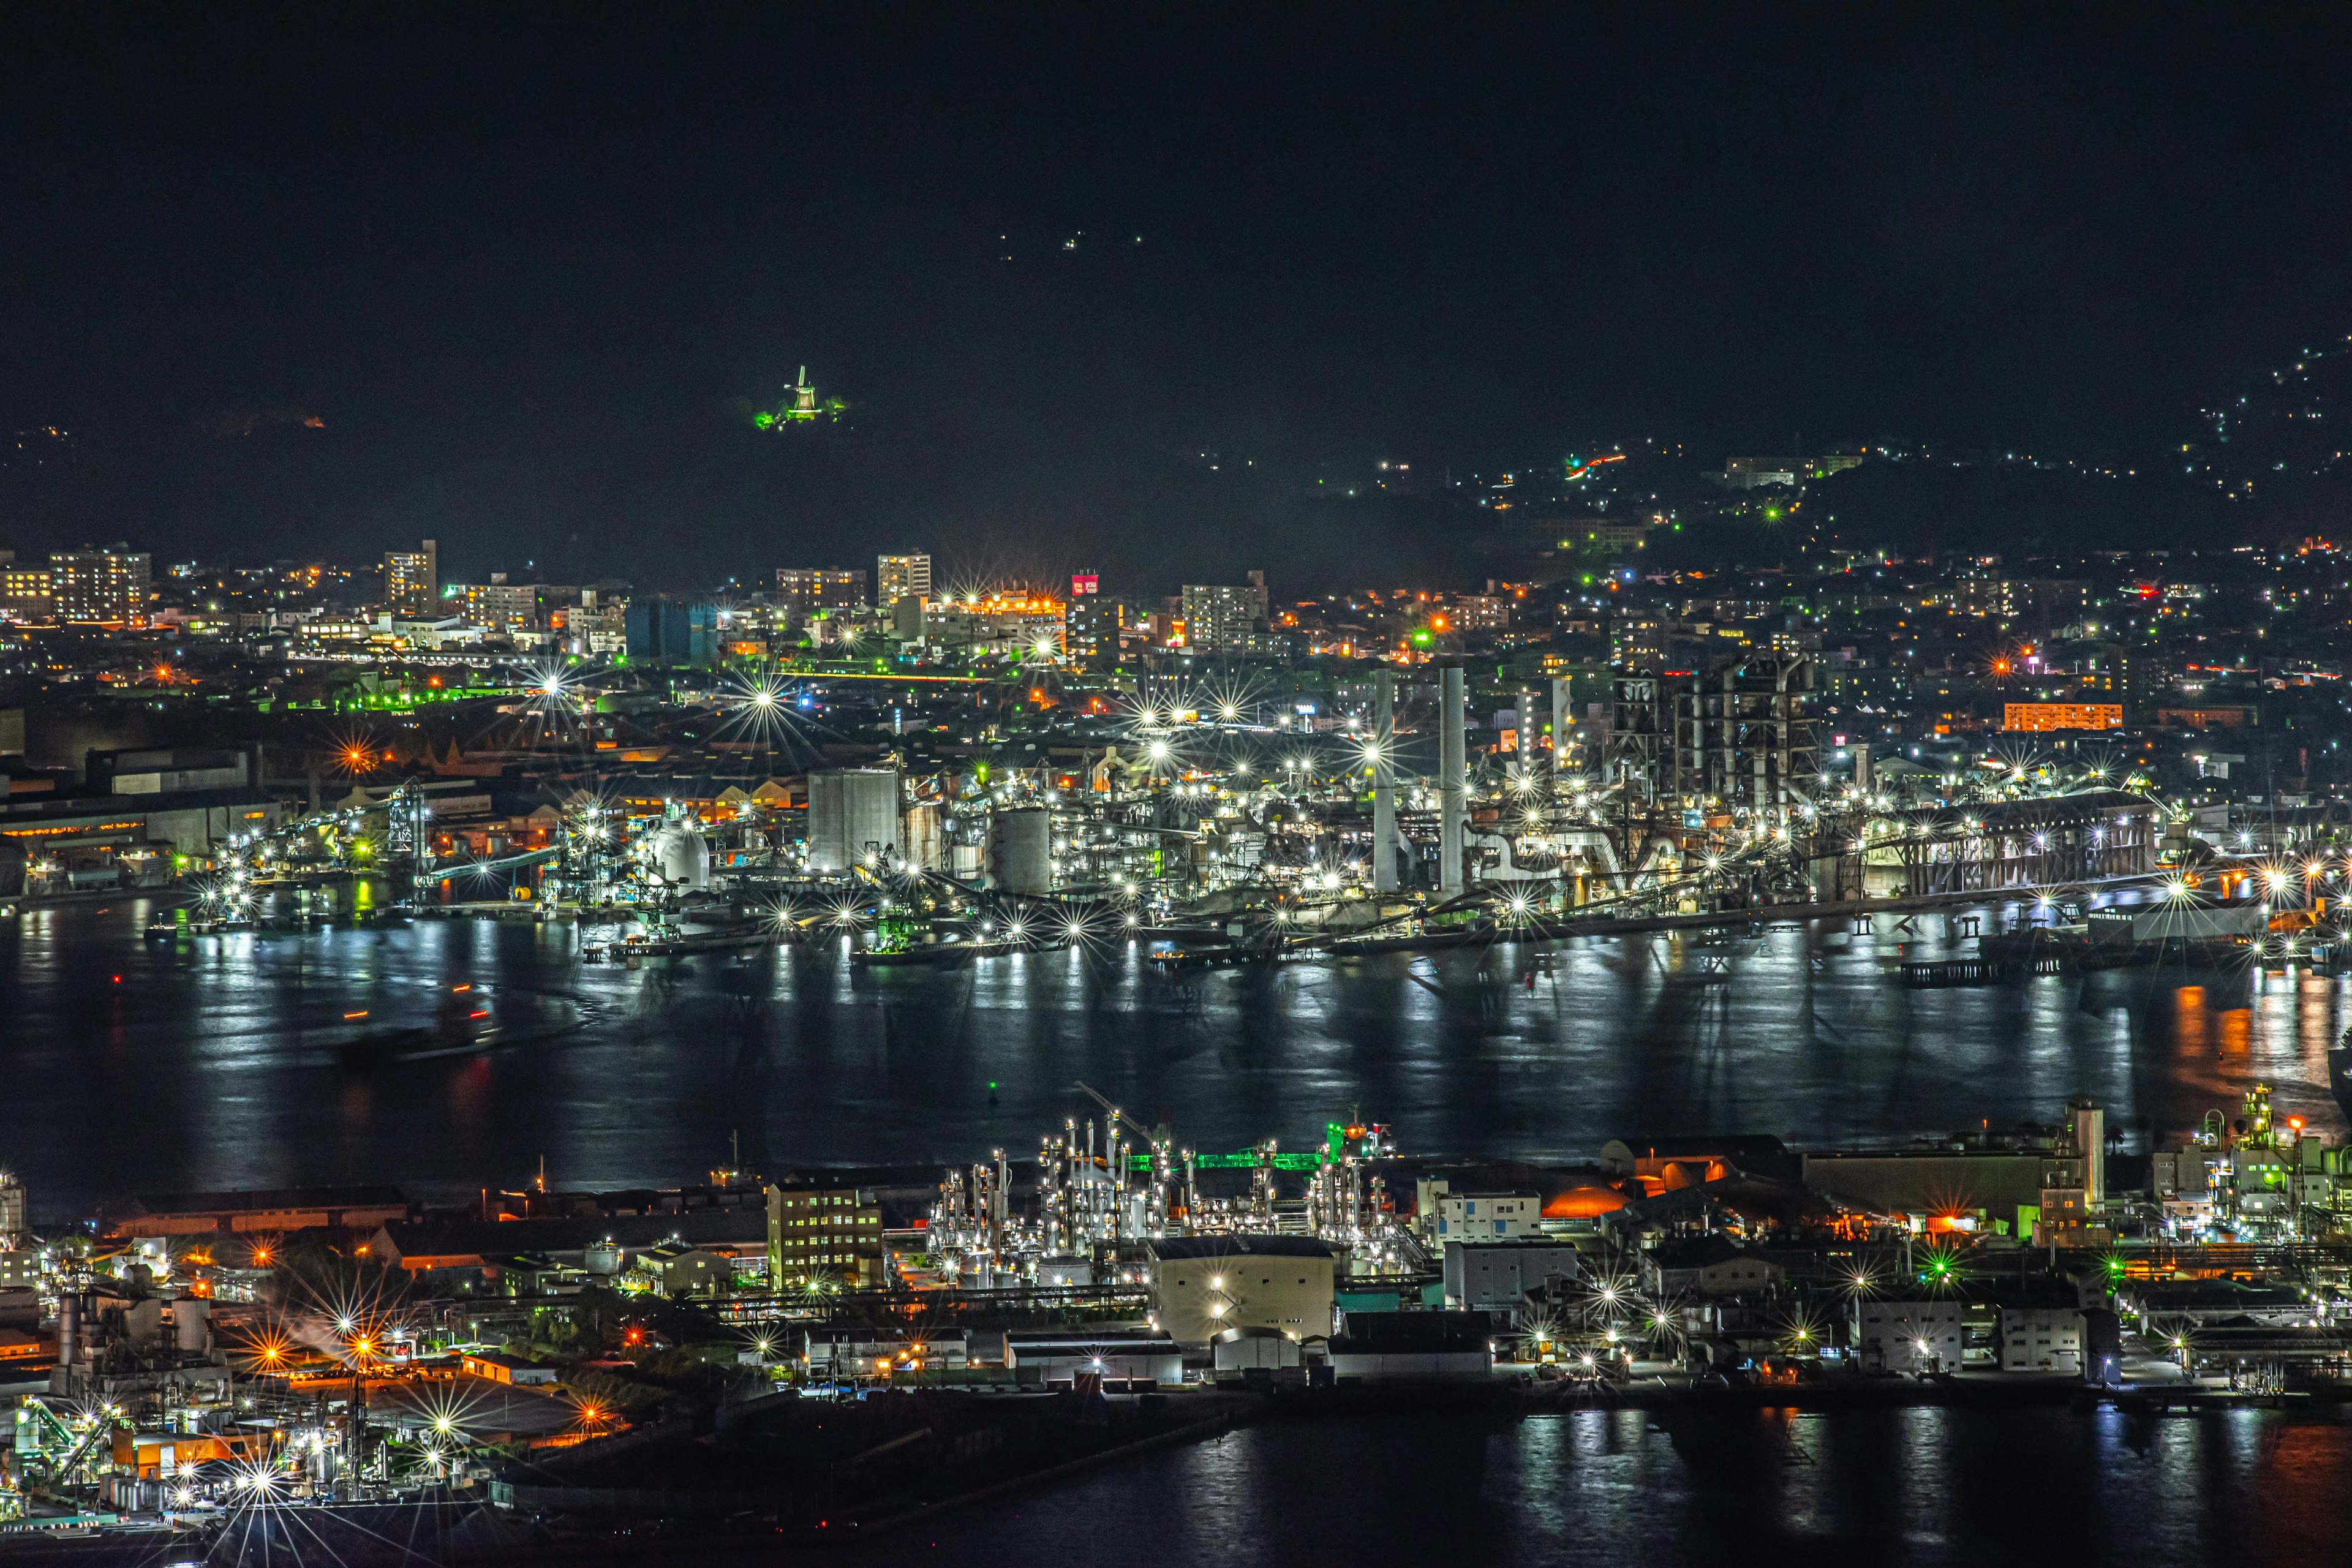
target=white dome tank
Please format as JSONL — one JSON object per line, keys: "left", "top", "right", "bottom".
{"left": 648, "top": 820, "right": 710, "bottom": 891}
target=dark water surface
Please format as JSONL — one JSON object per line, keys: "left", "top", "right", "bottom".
{"left": 801, "top": 1404, "right": 2352, "bottom": 1567}
{"left": 2, "top": 895, "right": 2343, "bottom": 1213}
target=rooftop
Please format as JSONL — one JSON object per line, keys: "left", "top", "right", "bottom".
{"left": 1148, "top": 1235, "right": 1335, "bottom": 1262}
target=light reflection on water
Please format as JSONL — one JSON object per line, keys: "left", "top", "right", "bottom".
{"left": 0, "top": 899, "right": 2345, "bottom": 1208}
{"left": 798, "top": 1406, "right": 2352, "bottom": 1567}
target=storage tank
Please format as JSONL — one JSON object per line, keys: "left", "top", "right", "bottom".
{"left": 988, "top": 807, "right": 1052, "bottom": 895}
{"left": 807, "top": 769, "right": 902, "bottom": 873}
{"left": 584, "top": 1241, "right": 624, "bottom": 1277}
{"left": 902, "top": 802, "right": 944, "bottom": 872}
{"left": 646, "top": 812, "right": 710, "bottom": 891}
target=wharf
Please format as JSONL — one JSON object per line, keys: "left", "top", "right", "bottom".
{"left": 1324, "top": 874, "right": 2172, "bottom": 957}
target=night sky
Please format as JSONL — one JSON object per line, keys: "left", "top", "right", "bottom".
{"left": 5, "top": 6, "right": 2351, "bottom": 589}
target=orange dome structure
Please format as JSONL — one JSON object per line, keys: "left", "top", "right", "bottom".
{"left": 1543, "top": 1185, "right": 1628, "bottom": 1219}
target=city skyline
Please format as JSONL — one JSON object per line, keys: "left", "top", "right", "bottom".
{"left": 11, "top": 10, "right": 2352, "bottom": 1555}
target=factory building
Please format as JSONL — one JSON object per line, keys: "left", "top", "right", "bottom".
{"left": 1896, "top": 793, "right": 2157, "bottom": 897}
{"left": 102, "top": 1185, "right": 410, "bottom": 1238}
{"left": 1639, "top": 1235, "right": 1786, "bottom": 1297}
{"left": 1442, "top": 1238, "right": 1581, "bottom": 1316}
{"left": 1429, "top": 1191, "right": 1544, "bottom": 1243}
{"left": 1996, "top": 1302, "right": 2087, "bottom": 1374}
{"left": 1148, "top": 1235, "right": 1335, "bottom": 1345}
{"left": 1852, "top": 1298, "right": 1965, "bottom": 1374}
{"left": 1605, "top": 654, "right": 1818, "bottom": 809}
{"left": 1327, "top": 1311, "right": 1496, "bottom": 1381}
{"left": 1674, "top": 654, "right": 1818, "bottom": 810}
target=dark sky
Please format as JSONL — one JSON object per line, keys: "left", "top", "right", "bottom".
{"left": 5, "top": 5, "right": 2351, "bottom": 590}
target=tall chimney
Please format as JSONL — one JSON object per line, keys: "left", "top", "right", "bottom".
{"left": 1550, "top": 677, "right": 1572, "bottom": 783}
{"left": 1373, "top": 668, "right": 1398, "bottom": 893}
{"left": 57, "top": 1293, "right": 78, "bottom": 1371}
{"left": 1440, "top": 663, "right": 1467, "bottom": 895}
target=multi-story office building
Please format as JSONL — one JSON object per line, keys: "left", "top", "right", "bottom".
{"left": 776, "top": 567, "right": 867, "bottom": 623}
{"left": 765, "top": 1182, "right": 884, "bottom": 1289}
{"left": 50, "top": 546, "right": 151, "bottom": 627}
{"left": 876, "top": 552, "right": 932, "bottom": 606}
{"left": 1180, "top": 571, "right": 1268, "bottom": 652}
{"left": 383, "top": 539, "right": 439, "bottom": 615}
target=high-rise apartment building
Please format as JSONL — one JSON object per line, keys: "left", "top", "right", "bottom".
{"left": 0, "top": 553, "right": 53, "bottom": 623}
{"left": 876, "top": 552, "right": 932, "bottom": 605}
{"left": 50, "top": 546, "right": 152, "bottom": 627}
{"left": 1064, "top": 572, "right": 1125, "bottom": 669}
{"left": 384, "top": 540, "right": 440, "bottom": 616}
{"left": 459, "top": 574, "right": 541, "bottom": 635}
{"left": 1178, "top": 570, "right": 1267, "bottom": 652}
{"left": 776, "top": 567, "right": 867, "bottom": 623}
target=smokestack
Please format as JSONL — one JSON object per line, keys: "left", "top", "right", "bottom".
{"left": 1373, "top": 668, "right": 1398, "bottom": 893}
{"left": 58, "top": 1294, "right": 78, "bottom": 1370}
{"left": 1440, "top": 663, "right": 1467, "bottom": 895}
{"left": 1550, "top": 677, "right": 1571, "bottom": 783}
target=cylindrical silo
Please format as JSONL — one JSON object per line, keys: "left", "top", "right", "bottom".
{"left": 989, "top": 807, "right": 1052, "bottom": 895}
{"left": 808, "top": 769, "right": 903, "bottom": 873}
{"left": 175, "top": 1296, "right": 211, "bottom": 1354}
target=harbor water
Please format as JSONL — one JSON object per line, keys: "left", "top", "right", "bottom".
{"left": 805, "top": 1403, "right": 2352, "bottom": 1567}
{"left": 1, "top": 895, "right": 2343, "bottom": 1213}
